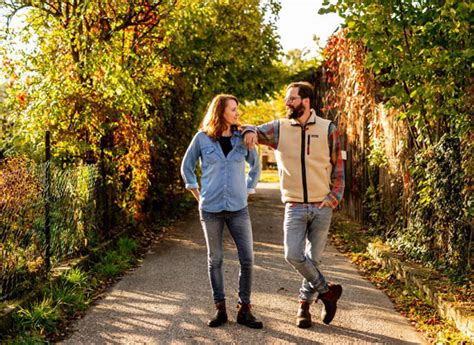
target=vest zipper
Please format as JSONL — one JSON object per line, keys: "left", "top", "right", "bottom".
{"left": 301, "top": 126, "right": 308, "bottom": 203}
{"left": 307, "top": 135, "right": 311, "bottom": 155}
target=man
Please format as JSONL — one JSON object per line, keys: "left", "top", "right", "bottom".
{"left": 244, "top": 81, "right": 345, "bottom": 328}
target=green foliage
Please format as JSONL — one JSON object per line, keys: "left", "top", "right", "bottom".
{"left": 14, "top": 298, "right": 61, "bottom": 334}
{"left": 283, "top": 50, "right": 323, "bottom": 85}
{"left": 331, "top": 214, "right": 471, "bottom": 343}
{"left": 367, "top": 138, "right": 388, "bottom": 169}
{"left": 389, "top": 136, "right": 470, "bottom": 276}
{"left": 49, "top": 284, "right": 88, "bottom": 315}
{"left": 1, "top": 0, "right": 285, "bottom": 219}
{"left": 363, "top": 185, "right": 384, "bottom": 232}
{"left": 364, "top": 135, "right": 389, "bottom": 232}
{"left": 61, "top": 268, "right": 89, "bottom": 290}
{"left": 240, "top": 48, "right": 323, "bottom": 126}
{"left": 320, "top": 0, "right": 472, "bottom": 145}
{"left": 320, "top": 0, "right": 472, "bottom": 280}
{"left": 258, "top": 169, "right": 279, "bottom": 183}
{"left": 5, "top": 236, "right": 142, "bottom": 342}
{"left": 165, "top": 0, "right": 284, "bottom": 111}
{"left": 239, "top": 89, "right": 286, "bottom": 125}
{"left": 95, "top": 237, "right": 138, "bottom": 278}
{"left": 1, "top": 156, "right": 101, "bottom": 300}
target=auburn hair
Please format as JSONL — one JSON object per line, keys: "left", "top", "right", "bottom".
{"left": 200, "top": 94, "right": 240, "bottom": 139}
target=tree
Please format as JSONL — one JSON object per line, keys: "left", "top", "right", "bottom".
{"left": 0, "top": 0, "right": 286, "bottom": 217}
{"left": 164, "top": 0, "right": 284, "bottom": 124}
{"left": 320, "top": 0, "right": 472, "bottom": 146}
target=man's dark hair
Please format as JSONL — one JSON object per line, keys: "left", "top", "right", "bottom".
{"left": 287, "top": 81, "right": 315, "bottom": 109}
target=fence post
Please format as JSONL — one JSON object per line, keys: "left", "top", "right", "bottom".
{"left": 45, "top": 130, "right": 51, "bottom": 270}
{"left": 100, "top": 136, "right": 110, "bottom": 236}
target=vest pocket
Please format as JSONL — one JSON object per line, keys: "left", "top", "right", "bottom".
{"left": 326, "top": 167, "right": 332, "bottom": 185}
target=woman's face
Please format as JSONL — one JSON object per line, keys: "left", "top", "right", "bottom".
{"left": 223, "top": 99, "right": 239, "bottom": 126}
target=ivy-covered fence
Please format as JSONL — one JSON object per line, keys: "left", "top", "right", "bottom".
{"left": 320, "top": 29, "right": 472, "bottom": 277}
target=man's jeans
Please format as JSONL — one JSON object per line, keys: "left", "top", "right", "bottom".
{"left": 199, "top": 207, "right": 254, "bottom": 305}
{"left": 284, "top": 203, "right": 333, "bottom": 302}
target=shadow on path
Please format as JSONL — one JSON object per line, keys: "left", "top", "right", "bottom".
{"left": 63, "top": 183, "right": 424, "bottom": 344}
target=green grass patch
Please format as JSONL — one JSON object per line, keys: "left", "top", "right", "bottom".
{"left": 3, "top": 193, "right": 193, "bottom": 344}
{"left": 5, "top": 236, "right": 141, "bottom": 343}
{"left": 95, "top": 237, "right": 139, "bottom": 278}
{"left": 61, "top": 268, "right": 89, "bottom": 289}
{"left": 14, "top": 298, "right": 61, "bottom": 335}
{"left": 259, "top": 169, "right": 279, "bottom": 183}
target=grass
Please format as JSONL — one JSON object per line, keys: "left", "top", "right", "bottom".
{"left": 14, "top": 298, "right": 61, "bottom": 335}
{"left": 94, "top": 237, "right": 138, "bottom": 278}
{"left": 330, "top": 213, "right": 471, "bottom": 344}
{"left": 259, "top": 169, "right": 279, "bottom": 183}
{"left": 4, "top": 236, "right": 141, "bottom": 344}
{"left": 2, "top": 193, "right": 196, "bottom": 344}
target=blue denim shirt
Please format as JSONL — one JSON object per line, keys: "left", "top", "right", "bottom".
{"left": 181, "top": 130, "right": 260, "bottom": 212}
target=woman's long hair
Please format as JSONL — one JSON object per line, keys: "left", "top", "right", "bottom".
{"left": 200, "top": 94, "right": 240, "bottom": 139}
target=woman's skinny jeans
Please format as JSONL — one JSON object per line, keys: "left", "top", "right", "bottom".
{"left": 199, "top": 207, "right": 254, "bottom": 305}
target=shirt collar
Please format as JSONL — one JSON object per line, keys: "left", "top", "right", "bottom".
{"left": 289, "top": 109, "right": 317, "bottom": 126}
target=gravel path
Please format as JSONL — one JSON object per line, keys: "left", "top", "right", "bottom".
{"left": 62, "top": 183, "right": 425, "bottom": 344}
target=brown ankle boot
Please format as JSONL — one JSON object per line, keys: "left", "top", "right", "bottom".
{"left": 208, "top": 302, "right": 228, "bottom": 327}
{"left": 317, "top": 283, "right": 343, "bottom": 325}
{"left": 296, "top": 301, "right": 312, "bottom": 328}
{"left": 237, "top": 303, "right": 263, "bottom": 329}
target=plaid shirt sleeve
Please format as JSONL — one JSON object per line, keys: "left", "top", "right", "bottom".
{"left": 323, "top": 123, "right": 345, "bottom": 208}
{"left": 242, "top": 120, "right": 279, "bottom": 149}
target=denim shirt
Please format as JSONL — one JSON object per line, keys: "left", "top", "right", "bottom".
{"left": 181, "top": 130, "right": 260, "bottom": 213}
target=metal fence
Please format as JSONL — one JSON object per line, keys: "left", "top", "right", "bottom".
{"left": 0, "top": 157, "right": 100, "bottom": 300}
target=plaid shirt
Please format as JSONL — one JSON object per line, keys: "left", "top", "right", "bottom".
{"left": 245, "top": 113, "right": 344, "bottom": 207}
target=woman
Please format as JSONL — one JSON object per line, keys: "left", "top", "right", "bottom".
{"left": 180, "top": 94, "right": 262, "bottom": 328}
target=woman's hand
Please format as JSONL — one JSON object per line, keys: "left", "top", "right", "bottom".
{"left": 189, "top": 188, "right": 200, "bottom": 202}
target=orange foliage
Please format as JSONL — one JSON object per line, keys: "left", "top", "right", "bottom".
{"left": 113, "top": 113, "right": 152, "bottom": 218}
{"left": 9, "top": 72, "right": 17, "bottom": 87}
{"left": 322, "top": 29, "right": 407, "bottom": 175}
{"left": 0, "top": 156, "right": 42, "bottom": 218}
{"left": 16, "top": 90, "right": 27, "bottom": 106}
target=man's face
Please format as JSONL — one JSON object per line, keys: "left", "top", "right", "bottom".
{"left": 285, "top": 87, "right": 305, "bottom": 119}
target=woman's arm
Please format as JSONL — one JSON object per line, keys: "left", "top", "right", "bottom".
{"left": 180, "top": 133, "right": 201, "bottom": 199}
{"left": 246, "top": 147, "right": 261, "bottom": 194}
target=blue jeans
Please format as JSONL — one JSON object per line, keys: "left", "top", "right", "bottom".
{"left": 199, "top": 207, "right": 254, "bottom": 305}
{"left": 283, "top": 203, "right": 333, "bottom": 302}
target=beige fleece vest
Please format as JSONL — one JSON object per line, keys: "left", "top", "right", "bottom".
{"left": 274, "top": 112, "right": 332, "bottom": 203}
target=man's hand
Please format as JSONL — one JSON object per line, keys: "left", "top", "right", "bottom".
{"left": 319, "top": 200, "right": 335, "bottom": 209}
{"left": 244, "top": 131, "right": 258, "bottom": 150}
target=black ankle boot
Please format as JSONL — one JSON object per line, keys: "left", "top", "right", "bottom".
{"left": 237, "top": 303, "right": 263, "bottom": 329}
{"left": 317, "top": 283, "right": 343, "bottom": 325}
{"left": 208, "top": 302, "right": 228, "bottom": 327}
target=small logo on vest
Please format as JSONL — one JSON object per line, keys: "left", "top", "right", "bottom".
{"left": 310, "top": 134, "right": 319, "bottom": 138}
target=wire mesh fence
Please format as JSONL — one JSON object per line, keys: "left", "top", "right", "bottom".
{"left": 0, "top": 156, "right": 101, "bottom": 300}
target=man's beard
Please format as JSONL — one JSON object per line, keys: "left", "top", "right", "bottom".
{"left": 287, "top": 103, "right": 305, "bottom": 119}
